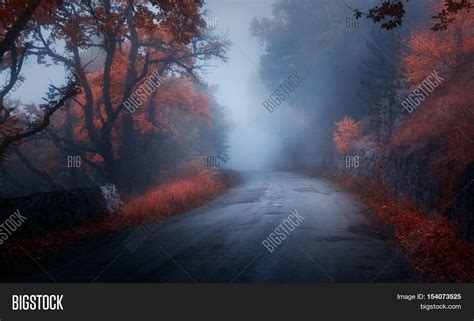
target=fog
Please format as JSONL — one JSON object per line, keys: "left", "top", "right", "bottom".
{"left": 5, "top": 0, "right": 426, "bottom": 174}
{"left": 203, "top": 0, "right": 280, "bottom": 170}
{"left": 203, "top": 0, "right": 362, "bottom": 171}
{"left": 202, "top": 0, "right": 427, "bottom": 171}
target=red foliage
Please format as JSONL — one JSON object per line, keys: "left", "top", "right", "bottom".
{"left": 402, "top": 1, "right": 474, "bottom": 84}
{"left": 391, "top": 24, "right": 474, "bottom": 209}
{"left": 331, "top": 6, "right": 474, "bottom": 279}
{"left": 124, "top": 169, "right": 232, "bottom": 217}
{"left": 330, "top": 172, "right": 474, "bottom": 282}
{"left": 333, "top": 116, "right": 359, "bottom": 154}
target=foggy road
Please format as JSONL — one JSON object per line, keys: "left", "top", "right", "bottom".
{"left": 7, "top": 171, "right": 419, "bottom": 283}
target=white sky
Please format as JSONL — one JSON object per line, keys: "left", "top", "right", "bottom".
{"left": 203, "top": 0, "right": 279, "bottom": 170}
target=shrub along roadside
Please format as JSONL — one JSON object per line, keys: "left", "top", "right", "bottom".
{"left": 0, "top": 169, "right": 238, "bottom": 274}
{"left": 327, "top": 171, "right": 474, "bottom": 282}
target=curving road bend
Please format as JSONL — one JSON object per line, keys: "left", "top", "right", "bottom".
{"left": 4, "top": 171, "right": 419, "bottom": 283}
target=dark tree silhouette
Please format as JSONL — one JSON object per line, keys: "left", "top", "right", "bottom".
{"left": 0, "top": 0, "right": 77, "bottom": 160}
{"left": 349, "top": 0, "right": 471, "bottom": 31}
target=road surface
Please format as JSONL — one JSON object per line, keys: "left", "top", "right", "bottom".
{"left": 5, "top": 171, "right": 419, "bottom": 282}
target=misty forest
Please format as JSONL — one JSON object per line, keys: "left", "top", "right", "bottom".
{"left": 0, "top": 0, "right": 473, "bottom": 283}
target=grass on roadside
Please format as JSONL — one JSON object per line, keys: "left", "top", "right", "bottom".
{"left": 0, "top": 169, "right": 237, "bottom": 273}
{"left": 329, "top": 171, "right": 474, "bottom": 282}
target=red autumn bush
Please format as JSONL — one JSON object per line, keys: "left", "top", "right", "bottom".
{"left": 333, "top": 116, "right": 359, "bottom": 154}
{"left": 124, "top": 169, "right": 232, "bottom": 217}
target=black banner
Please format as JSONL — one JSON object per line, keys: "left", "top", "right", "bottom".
{"left": 0, "top": 284, "right": 472, "bottom": 321}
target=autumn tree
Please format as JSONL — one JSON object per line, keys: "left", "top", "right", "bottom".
{"left": 0, "top": 0, "right": 78, "bottom": 160}
{"left": 0, "top": 0, "right": 230, "bottom": 196}
{"left": 403, "top": 2, "right": 474, "bottom": 83}
{"left": 29, "top": 0, "right": 229, "bottom": 186}
{"left": 390, "top": 0, "right": 474, "bottom": 206}
{"left": 349, "top": 0, "right": 471, "bottom": 31}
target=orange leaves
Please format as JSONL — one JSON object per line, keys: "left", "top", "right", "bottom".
{"left": 391, "top": 51, "right": 474, "bottom": 197}
{"left": 132, "top": 113, "right": 159, "bottom": 135}
{"left": 151, "top": 77, "right": 212, "bottom": 134}
{"left": 124, "top": 169, "right": 222, "bottom": 217}
{"left": 151, "top": 0, "right": 205, "bottom": 44}
{"left": 333, "top": 116, "right": 359, "bottom": 154}
{"left": 1, "top": 0, "right": 228, "bottom": 193}
{"left": 330, "top": 172, "right": 474, "bottom": 282}
{"left": 402, "top": 1, "right": 474, "bottom": 85}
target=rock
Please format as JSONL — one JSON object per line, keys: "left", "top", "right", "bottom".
{"left": 335, "top": 139, "right": 473, "bottom": 243}
{"left": 100, "top": 184, "right": 124, "bottom": 216}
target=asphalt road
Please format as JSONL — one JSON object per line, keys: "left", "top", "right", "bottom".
{"left": 5, "top": 171, "right": 419, "bottom": 283}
